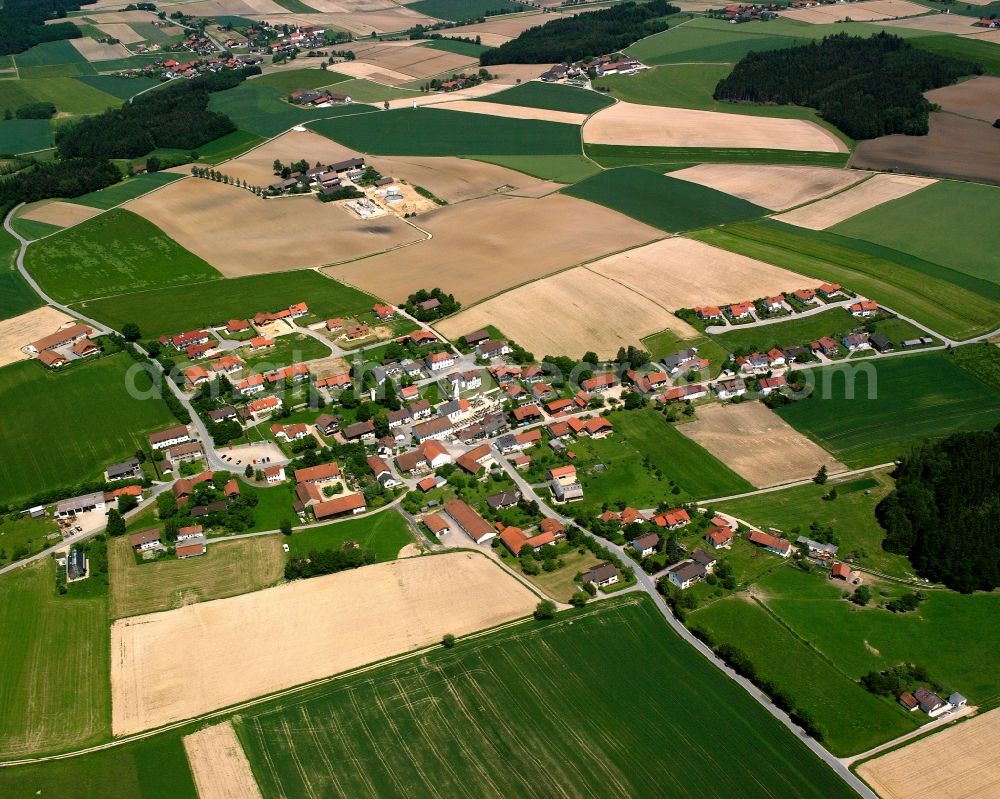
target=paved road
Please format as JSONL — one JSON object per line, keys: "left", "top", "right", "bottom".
{"left": 705, "top": 298, "right": 854, "bottom": 334}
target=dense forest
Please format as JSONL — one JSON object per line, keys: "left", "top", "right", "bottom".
{"left": 55, "top": 67, "right": 259, "bottom": 160}
{"left": 0, "top": 0, "right": 91, "bottom": 56}
{"left": 876, "top": 428, "right": 1000, "bottom": 593}
{"left": 714, "top": 33, "right": 979, "bottom": 139}
{"left": 480, "top": 0, "right": 678, "bottom": 66}
{"left": 0, "top": 159, "right": 120, "bottom": 219}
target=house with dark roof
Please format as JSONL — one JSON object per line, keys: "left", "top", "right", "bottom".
{"left": 668, "top": 560, "right": 706, "bottom": 590}
{"left": 582, "top": 563, "right": 618, "bottom": 588}
{"left": 631, "top": 533, "right": 660, "bottom": 558}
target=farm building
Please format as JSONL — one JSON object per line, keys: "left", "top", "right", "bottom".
{"left": 443, "top": 499, "right": 496, "bottom": 544}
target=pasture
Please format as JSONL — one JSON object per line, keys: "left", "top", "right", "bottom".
{"left": 0, "top": 119, "right": 51, "bottom": 155}
{"left": 79, "top": 269, "right": 376, "bottom": 339}
{"left": 563, "top": 167, "right": 768, "bottom": 232}
{"left": 0, "top": 228, "right": 42, "bottom": 321}
{"left": 0, "top": 561, "right": 110, "bottom": 758}
{"left": 627, "top": 21, "right": 814, "bottom": 65}
{"left": 109, "top": 535, "right": 285, "bottom": 619}
{"left": 773, "top": 352, "right": 1000, "bottom": 467}
{"left": 0, "top": 355, "right": 176, "bottom": 508}
{"left": 476, "top": 81, "right": 615, "bottom": 114}
{"left": 710, "top": 307, "right": 861, "bottom": 353}
{"left": 235, "top": 596, "right": 860, "bottom": 799}
{"left": 1, "top": 76, "right": 122, "bottom": 116}
{"left": 408, "top": 0, "right": 529, "bottom": 20}
{"left": 24, "top": 209, "right": 222, "bottom": 304}
{"left": 775, "top": 174, "right": 936, "bottom": 230}
{"left": 286, "top": 510, "right": 414, "bottom": 560}
{"left": 309, "top": 107, "right": 582, "bottom": 156}
{"left": 209, "top": 83, "right": 376, "bottom": 138}
{"left": 72, "top": 75, "right": 161, "bottom": 101}
{"left": 690, "top": 222, "right": 1000, "bottom": 340}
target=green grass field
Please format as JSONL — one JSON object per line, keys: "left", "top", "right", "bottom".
{"left": 77, "top": 270, "right": 377, "bottom": 338}
{"left": 0, "top": 119, "right": 51, "bottom": 154}
{"left": 250, "top": 68, "right": 351, "bottom": 93}
{"left": 12, "top": 40, "right": 92, "bottom": 69}
{"left": 477, "top": 81, "right": 614, "bottom": 114}
{"left": 287, "top": 509, "right": 414, "bottom": 559}
{"left": 584, "top": 143, "right": 850, "bottom": 168}
{"left": 563, "top": 167, "right": 768, "bottom": 232}
{"left": 8, "top": 215, "right": 61, "bottom": 241}
{"left": 0, "top": 226, "right": 42, "bottom": 321}
{"left": 831, "top": 181, "right": 1000, "bottom": 287}
{"left": 272, "top": 0, "right": 318, "bottom": 11}
{"left": 408, "top": 0, "right": 530, "bottom": 21}
{"left": 236, "top": 596, "right": 859, "bottom": 798}
{"left": 0, "top": 513, "right": 59, "bottom": 566}
{"left": 68, "top": 170, "right": 184, "bottom": 209}
{"left": 73, "top": 74, "right": 160, "bottom": 101}
{"left": 689, "top": 222, "right": 1000, "bottom": 340}
{"left": 0, "top": 355, "right": 177, "bottom": 507}
{"left": 952, "top": 342, "right": 1000, "bottom": 391}
{"left": 574, "top": 408, "right": 753, "bottom": 508}
{"left": 327, "top": 77, "right": 421, "bottom": 104}
{"left": 24, "top": 209, "right": 221, "bottom": 304}
{"left": 641, "top": 329, "right": 729, "bottom": 376}
{"left": 774, "top": 352, "right": 1000, "bottom": 467}
{"left": 194, "top": 129, "right": 265, "bottom": 163}
{"left": 690, "top": 590, "right": 920, "bottom": 755}
{"left": 627, "top": 23, "right": 813, "bottom": 65}
{"left": 470, "top": 153, "right": 600, "bottom": 182}
{"left": 710, "top": 307, "right": 860, "bottom": 354}
{"left": 0, "top": 560, "right": 110, "bottom": 758}
{"left": 310, "top": 107, "right": 582, "bottom": 157}
{"left": 5, "top": 76, "right": 121, "bottom": 116}
{"left": 911, "top": 34, "right": 1000, "bottom": 76}
{"left": 420, "top": 38, "right": 491, "bottom": 57}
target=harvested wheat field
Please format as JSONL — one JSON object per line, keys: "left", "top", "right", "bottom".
{"left": 584, "top": 102, "right": 847, "bottom": 153}
{"left": 782, "top": 0, "right": 927, "bottom": 22}
{"left": 668, "top": 164, "right": 868, "bottom": 211}
{"left": 19, "top": 200, "right": 101, "bottom": 229}
{"left": 69, "top": 37, "right": 131, "bottom": 61}
{"left": 93, "top": 22, "right": 144, "bottom": 44}
{"left": 111, "top": 552, "right": 536, "bottom": 735}
{"left": 439, "top": 99, "right": 588, "bottom": 125}
{"left": 326, "top": 193, "right": 663, "bottom": 304}
{"left": 858, "top": 709, "right": 1000, "bottom": 799}
{"left": 0, "top": 307, "right": 74, "bottom": 368}
{"left": 437, "top": 267, "right": 692, "bottom": 358}
{"left": 679, "top": 403, "right": 844, "bottom": 487}
{"left": 775, "top": 173, "right": 936, "bottom": 229}
{"left": 588, "top": 237, "right": 805, "bottom": 311}
{"left": 925, "top": 76, "right": 1000, "bottom": 123}
{"left": 350, "top": 44, "right": 476, "bottom": 79}
{"left": 109, "top": 535, "right": 285, "bottom": 619}
{"left": 965, "top": 28, "right": 1000, "bottom": 42}
{"left": 184, "top": 722, "right": 262, "bottom": 799}
{"left": 445, "top": 15, "right": 554, "bottom": 43}
{"left": 126, "top": 178, "right": 422, "bottom": 276}
{"left": 266, "top": 7, "right": 438, "bottom": 35}
{"left": 881, "top": 13, "right": 980, "bottom": 33}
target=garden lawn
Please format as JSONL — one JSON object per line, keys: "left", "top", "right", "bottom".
{"left": 286, "top": 509, "right": 413, "bottom": 560}
{"left": 584, "top": 143, "right": 850, "bottom": 168}
{"left": 408, "top": 0, "right": 530, "bottom": 21}
{"left": 0, "top": 119, "right": 52, "bottom": 154}
{"left": 0, "top": 227, "right": 42, "bottom": 320}
{"left": 774, "top": 352, "right": 1000, "bottom": 467}
{"left": 239, "top": 333, "right": 331, "bottom": 371}
{"left": 689, "top": 221, "right": 1000, "bottom": 340}
{"left": 710, "top": 307, "right": 860, "bottom": 354}
{"left": 690, "top": 591, "right": 920, "bottom": 756}
{"left": 77, "top": 270, "right": 377, "bottom": 339}
{"left": 477, "top": 81, "right": 614, "bottom": 114}
{"left": 68, "top": 171, "right": 184, "bottom": 209}
{"left": 235, "top": 595, "right": 859, "bottom": 799}
{"left": 209, "top": 83, "right": 376, "bottom": 138}
{"left": 470, "top": 154, "right": 600, "bottom": 183}
{"left": 0, "top": 561, "right": 110, "bottom": 759}
{"left": 563, "top": 167, "right": 768, "bottom": 232}
{"left": 0, "top": 355, "right": 177, "bottom": 507}
{"left": 715, "top": 473, "right": 914, "bottom": 577}
{"left": 830, "top": 181, "right": 1000, "bottom": 287}
{"left": 24, "top": 209, "right": 221, "bottom": 304}
{"left": 310, "top": 107, "right": 582, "bottom": 157}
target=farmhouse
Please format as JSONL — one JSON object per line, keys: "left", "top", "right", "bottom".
{"left": 148, "top": 425, "right": 190, "bottom": 451}
{"left": 425, "top": 351, "right": 456, "bottom": 371}
{"left": 456, "top": 444, "right": 493, "bottom": 476}
{"left": 581, "top": 373, "right": 619, "bottom": 393}
{"left": 395, "top": 440, "right": 452, "bottom": 473}
{"left": 315, "top": 414, "right": 339, "bottom": 435}
{"left": 498, "top": 524, "right": 557, "bottom": 556}
{"left": 843, "top": 332, "right": 871, "bottom": 352}
{"left": 477, "top": 339, "right": 511, "bottom": 359}
{"left": 367, "top": 455, "right": 399, "bottom": 489}
{"left": 176, "top": 534, "right": 207, "bottom": 559}
{"left": 582, "top": 563, "right": 618, "bottom": 588}
{"left": 27, "top": 323, "right": 93, "bottom": 354}
{"left": 38, "top": 351, "right": 68, "bottom": 368}
{"left": 657, "top": 384, "right": 708, "bottom": 404}
{"left": 705, "top": 526, "right": 734, "bottom": 549}
{"left": 263, "top": 465, "right": 286, "bottom": 485}
{"left": 831, "top": 561, "right": 852, "bottom": 581}
{"left": 313, "top": 493, "right": 366, "bottom": 519}
{"left": 798, "top": 536, "right": 839, "bottom": 559}
{"left": 413, "top": 415, "right": 454, "bottom": 443}
{"left": 423, "top": 513, "right": 450, "bottom": 538}
{"left": 447, "top": 370, "right": 483, "bottom": 392}
{"left": 512, "top": 404, "right": 543, "bottom": 425}
{"left": 443, "top": 499, "right": 496, "bottom": 544}
{"left": 714, "top": 379, "right": 746, "bottom": 400}
{"left": 463, "top": 329, "right": 490, "bottom": 347}
{"left": 343, "top": 419, "right": 376, "bottom": 441}
{"left": 662, "top": 348, "right": 700, "bottom": 375}
{"left": 914, "top": 687, "right": 946, "bottom": 717}
{"left": 748, "top": 529, "right": 792, "bottom": 558}
{"left": 295, "top": 461, "right": 341, "bottom": 485}
{"left": 129, "top": 528, "right": 162, "bottom": 553}
{"left": 486, "top": 490, "right": 520, "bottom": 511}
{"left": 168, "top": 441, "right": 204, "bottom": 464}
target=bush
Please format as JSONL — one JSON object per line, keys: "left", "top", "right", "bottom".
{"left": 569, "top": 591, "right": 589, "bottom": 608}
{"left": 441, "top": 633, "right": 456, "bottom": 648}
{"left": 534, "top": 599, "right": 557, "bottom": 620}
{"left": 16, "top": 102, "right": 56, "bottom": 119}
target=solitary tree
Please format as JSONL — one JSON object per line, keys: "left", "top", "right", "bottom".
{"left": 244, "top": 464, "right": 253, "bottom": 478}
{"left": 280, "top": 518, "right": 293, "bottom": 536}
{"left": 814, "top": 465, "right": 828, "bottom": 485}
{"left": 105, "top": 509, "right": 125, "bottom": 536}
{"left": 534, "top": 599, "right": 557, "bottom": 620}
{"left": 441, "top": 633, "right": 456, "bottom": 648}
{"left": 122, "top": 322, "right": 141, "bottom": 342}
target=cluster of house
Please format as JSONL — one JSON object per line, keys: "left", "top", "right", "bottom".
{"left": 539, "top": 54, "right": 644, "bottom": 82}
{"left": 117, "top": 52, "right": 262, "bottom": 80}
{"left": 717, "top": 3, "right": 779, "bottom": 22}
{"left": 289, "top": 89, "right": 352, "bottom": 107}
{"left": 259, "top": 23, "right": 332, "bottom": 55}
{"left": 268, "top": 157, "right": 366, "bottom": 196}
{"left": 54, "top": 484, "right": 143, "bottom": 520}
{"left": 899, "top": 688, "right": 966, "bottom": 717}
{"left": 129, "top": 523, "right": 207, "bottom": 559}
{"left": 26, "top": 323, "right": 102, "bottom": 368}
{"left": 291, "top": 460, "right": 368, "bottom": 521}
{"left": 974, "top": 17, "right": 999, "bottom": 28}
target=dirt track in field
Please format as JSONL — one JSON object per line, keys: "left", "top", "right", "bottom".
{"left": 110, "top": 552, "right": 537, "bottom": 735}
{"left": 0, "top": 307, "right": 74, "bottom": 368}
{"left": 678, "top": 403, "right": 844, "bottom": 487}
{"left": 775, "top": 173, "right": 936, "bottom": 229}
{"left": 184, "top": 722, "right": 263, "bottom": 799}
{"left": 19, "top": 201, "right": 101, "bottom": 229}
{"left": 668, "top": 164, "right": 868, "bottom": 211}
{"left": 583, "top": 102, "right": 847, "bottom": 153}
{"left": 858, "top": 709, "right": 1000, "bottom": 799}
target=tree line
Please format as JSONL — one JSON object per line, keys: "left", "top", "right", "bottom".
{"left": 480, "top": 0, "right": 679, "bottom": 66}
{"left": 285, "top": 545, "right": 376, "bottom": 579}
{"left": 876, "top": 428, "right": 1000, "bottom": 593}
{"left": 714, "top": 33, "right": 980, "bottom": 140}
{"left": 0, "top": 0, "right": 89, "bottom": 56}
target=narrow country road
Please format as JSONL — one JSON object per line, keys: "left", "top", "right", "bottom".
{"left": 697, "top": 462, "right": 896, "bottom": 505}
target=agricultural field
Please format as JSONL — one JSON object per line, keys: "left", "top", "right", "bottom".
{"left": 773, "top": 352, "right": 1000, "bottom": 467}
{"left": 0, "top": 119, "right": 51, "bottom": 155}
{"left": 77, "top": 270, "right": 376, "bottom": 339}
{"left": 585, "top": 143, "right": 851, "bottom": 168}
{"left": 563, "top": 167, "right": 769, "bottom": 232}
{"left": 209, "top": 83, "right": 376, "bottom": 138}
{"left": 24, "top": 209, "right": 222, "bottom": 304}
{"left": 235, "top": 596, "right": 860, "bottom": 799}
{"left": 829, "top": 181, "right": 1000, "bottom": 286}
{"left": 690, "top": 222, "right": 1000, "bottom": 340}
{"left": 7, "top": 216, "right": 60, "bottom": 242}
{"left": 419, "top": 37, "right": 491, "bottom": 57}
{"left": 0, "top": 561, "right": 110, "bottom": 758}
{"left": 476, "top": 80, "right": 615, "bottom": 114}
{"left": 434, "top": 99, "right": 587, "bottom": 125}
{"left": 18, "top": 199, "right": 101, "bottom": 229}
{"left": 286, "top": 509, "right": 415, "bottom": 560}
{"left": 310, "top": 107, "right": 582, "bottom": 157}
{"left": 709, "top": 307, "right": 861, "bottom": 353}
{"left": 192, "top": 129, "right": 265, "bottom": 163}
{"left": 471, "top": 153, "right": 600, "bottom": 182}
{"left": 627, "top": 20, "right": 814, "bottom": 65}
{"left": 111, "top": 552, "right": 537, "bottom": 735}
{"left": 775, "top": 174, "right": 936, "bottom": 230}
{"left": 0, "top": 355, "right": 177, "bottom": 508}
{"left": 0, "top": 76, "right": 122, "bottom": 116}
{"left": 0, "top": 228, "right": 42, "bottom": 321}
{"left": 407, "top": 0, "right": 530, "bottom": 21}
{"left": 322, "top": 77, "right": 422, "bottom": 104}
{"left": 0, "top": 306, "right": 73, "bottom": 368}
{"left": 67, "top": 170, "right": 184, "bottom": 209}
{"left": 109, "top": 535, "right": 286, "bottom": 619}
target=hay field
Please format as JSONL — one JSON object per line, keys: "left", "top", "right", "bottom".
{"left": 436, "top": 99, "right": 588, "bottom": 125}
{"left": 858, "top": 709, "right": 1000, "bottom": 799}
{"left": 184, "top": 722, "right": 262, "bottom": 799}
{"left": 588, "top": 237, "right": 806, "bottom": 311}
{"left": 583, "top": 102, "right": 847, "bottom": 153}
{"left": 109, "top": 535, "right": 285, "bottom": 619}
{"left": 437, "top": 267, "right": 692, "bottom": 358}
{"left": 125, "top": 178, "right": 423, "bottom": 277}
{"left": 19, "top": 200, "right": 101, "bottom": 228}
{"left": 69, "top": 38, "right": 131, "bottom": 62}
{"left": 0, "top": 306, "right": 73, "bottom": 368}
{"left": 776, "top": 174, "right": 937, "bottom": 230}
{"left": 679, "top": 402, "right": 844, "bottom": 488}
{"left": 925, "top": 76, "right": 1000, "bottom": 123}
{"left": 668, "top": 164, "right": 868, "bottom": 211}
{"left": 110, "top": 552, "right": 537, "bottom": 735}
{"left": 781, "top": 0, "right": 927, "bottom": 22}
{"left": 326, "top": 193, "right": 663, "bottom": 304}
